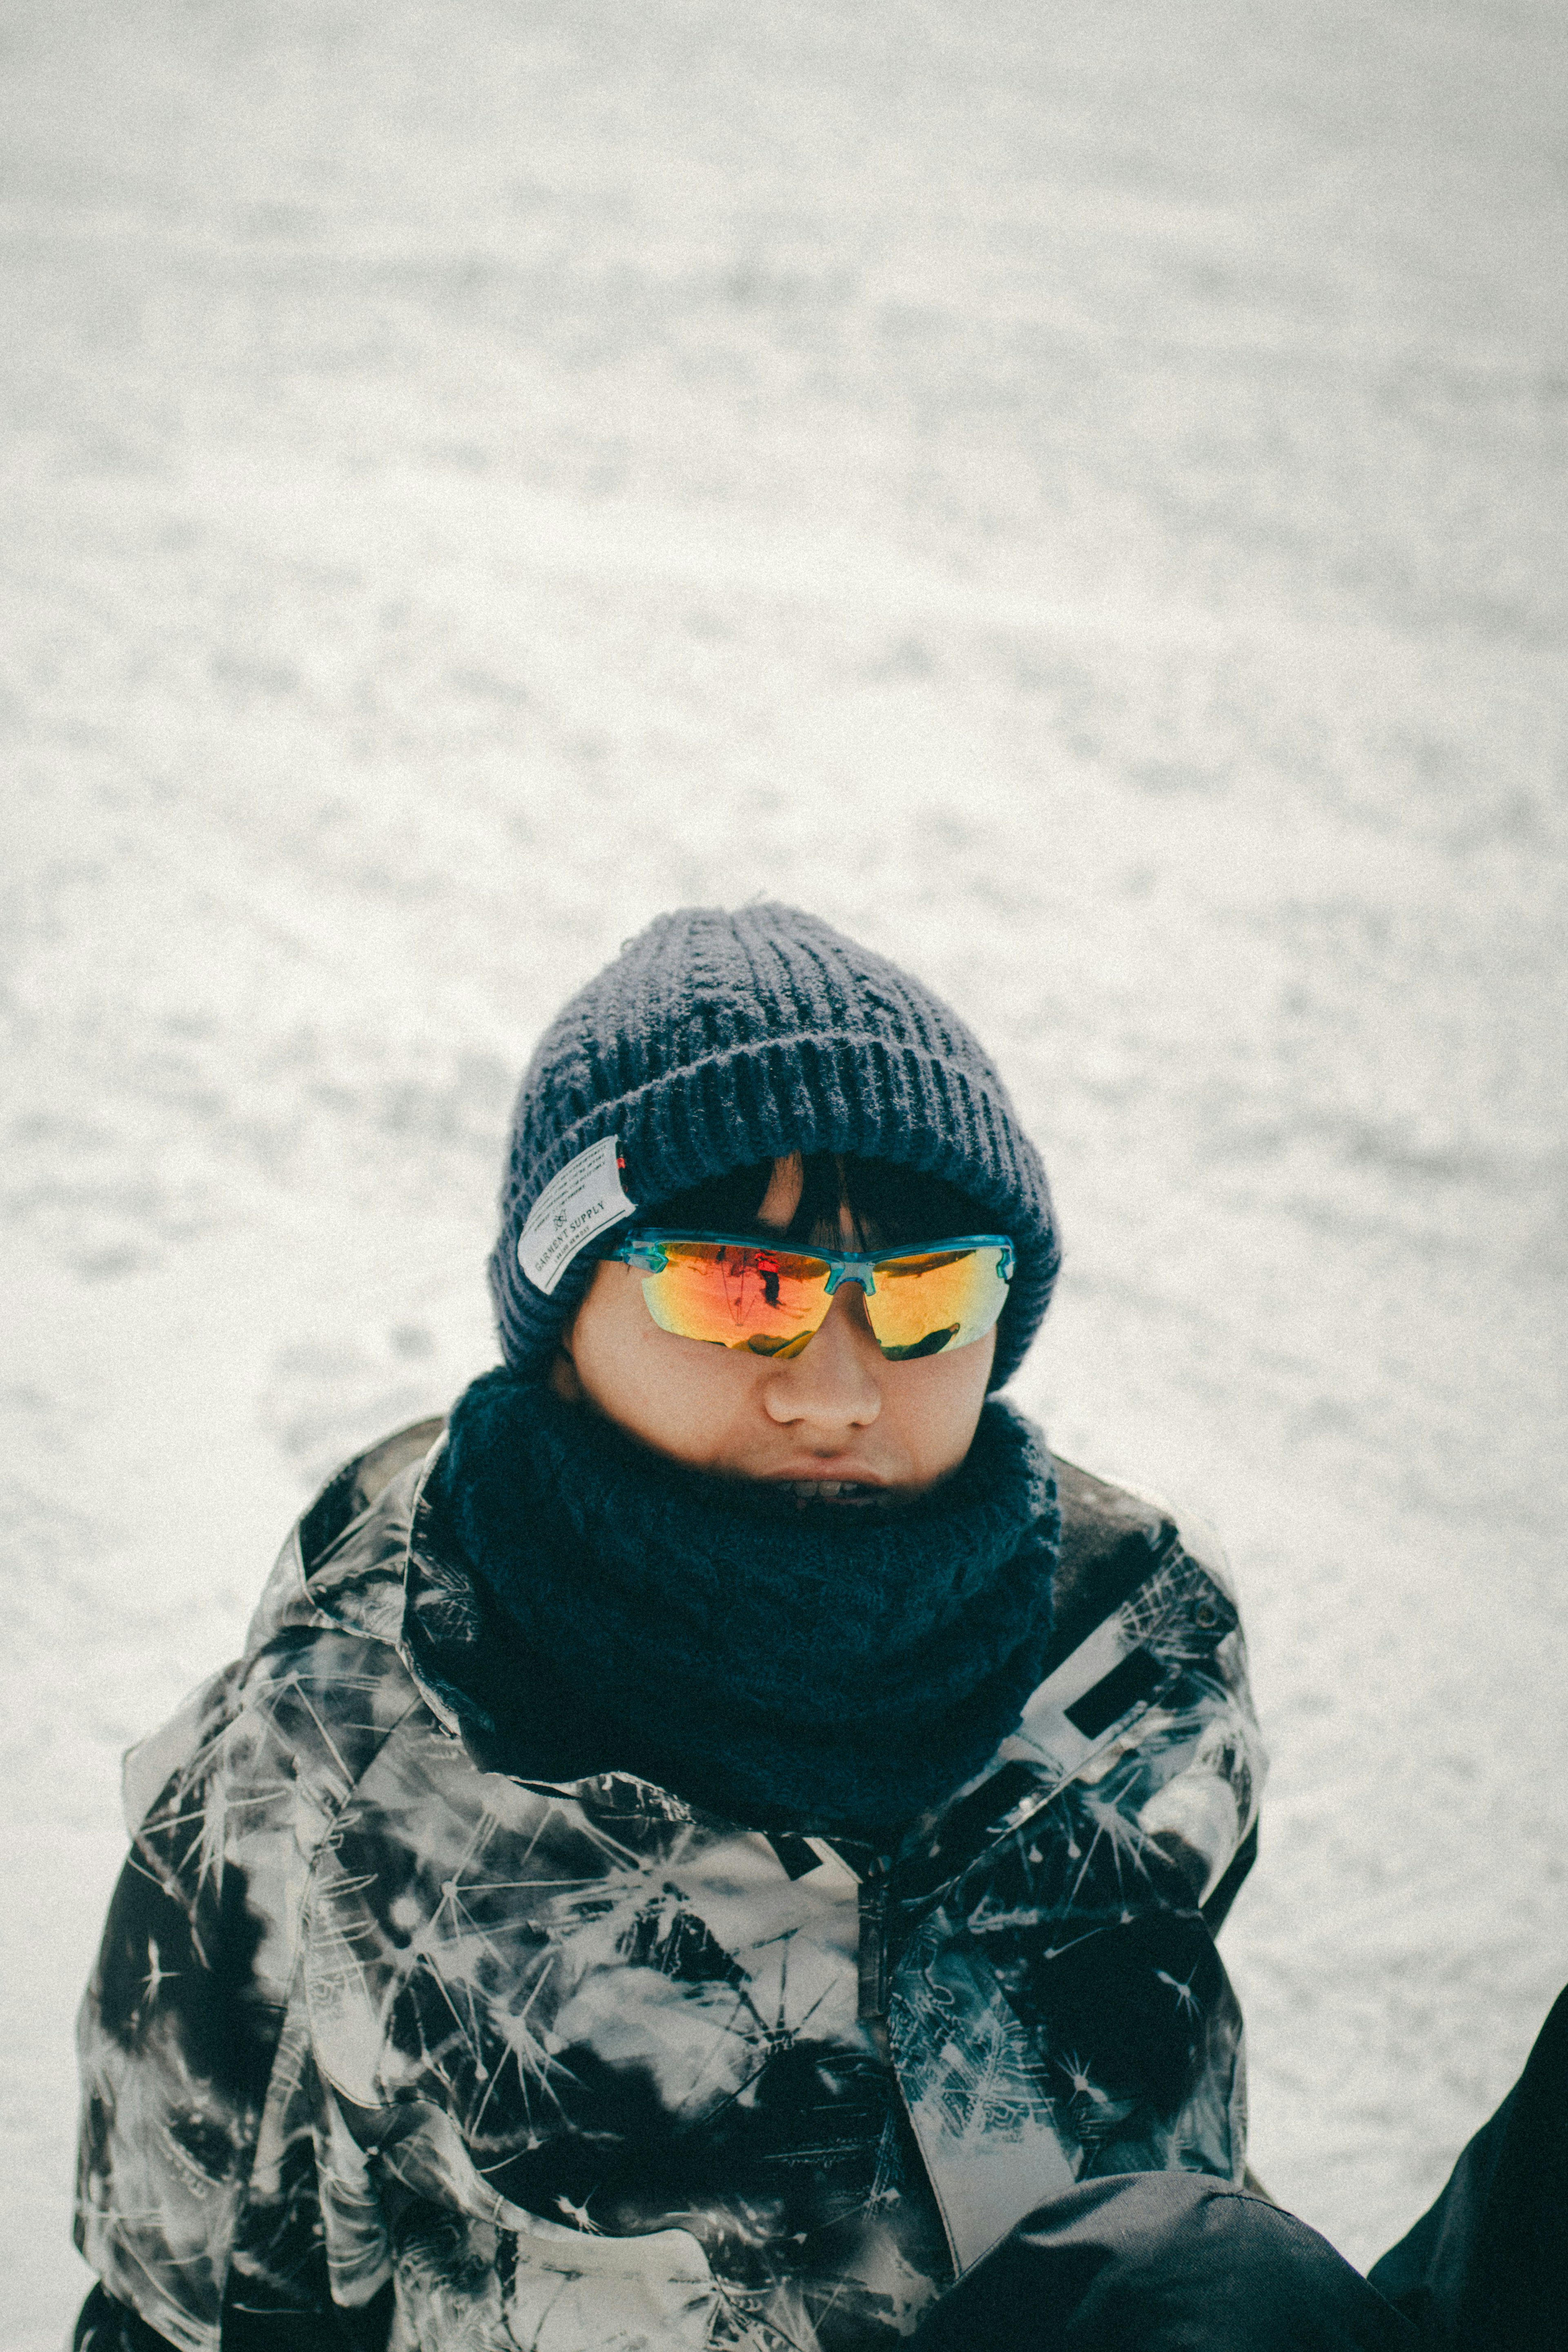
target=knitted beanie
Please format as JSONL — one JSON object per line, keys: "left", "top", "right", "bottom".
{"left": 487, "top": 903, "right": 1060, "bottom": 1391}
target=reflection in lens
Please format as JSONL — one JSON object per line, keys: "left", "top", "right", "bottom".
{"left": 864, "top": 1244, "right": 1009, "bottom": 1357}
{"left": 880, "top": 1325, "right": 960, "bottom": 1361}
{"left": 641, "top": 1240, "right": 833, "bottom": 1349}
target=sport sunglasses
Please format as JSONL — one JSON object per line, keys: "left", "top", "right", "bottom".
{"left": 606, "top": 1230, "right": 1015, "bottom": 1361}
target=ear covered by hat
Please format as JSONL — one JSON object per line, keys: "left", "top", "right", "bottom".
{"left": 488, "top": 903, "right": 1060, "bottom": 1390}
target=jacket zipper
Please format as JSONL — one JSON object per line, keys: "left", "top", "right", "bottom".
{"left": 855, "top": 1857, "right": 965, "bottom": 2278}
{"left": 857, "top": 1858, "right": 891, "bottom": 2027}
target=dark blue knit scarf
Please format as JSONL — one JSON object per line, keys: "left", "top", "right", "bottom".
{"left": 421, "top": 1369, "right": 1059, "bottom": 1841}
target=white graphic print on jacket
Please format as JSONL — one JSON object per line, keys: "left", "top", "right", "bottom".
{"left": 75, "top": 1422, "right": 1266, "bottom": 2352}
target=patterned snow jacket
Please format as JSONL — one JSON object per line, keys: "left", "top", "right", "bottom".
{"left": 75, "top": 1416, "right": 1267, "bottom": 2352}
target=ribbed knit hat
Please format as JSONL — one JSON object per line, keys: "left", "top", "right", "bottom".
{"left": 488, "top": 903, "right": 1059, "bottom": 1390}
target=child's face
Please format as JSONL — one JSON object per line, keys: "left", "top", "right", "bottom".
{"left": 552, "top": 1157, "right": 996, "bottom": 1502}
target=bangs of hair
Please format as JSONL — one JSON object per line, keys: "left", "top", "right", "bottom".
{"left": 639, "top": 1152, "right": 995, "bottom": 1252}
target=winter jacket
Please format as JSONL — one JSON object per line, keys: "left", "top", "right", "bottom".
{"left": 74, "top": 1415, "right": 1266, "bottom": 2352}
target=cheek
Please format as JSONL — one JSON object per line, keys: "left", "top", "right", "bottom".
{"left": 572, "top": 1280, "right": 665, "bottom": 1398}
{"left": 884, "top": 1335, "right": 993, "bottom": 1469}
{"left": 570, "top": 1277, "right": 763, "bottom": 1459}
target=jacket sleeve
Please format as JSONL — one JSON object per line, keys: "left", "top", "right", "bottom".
{"left": 73, "top": 1621, "right": 423, "bottom": 2352}
{"left": 72, "top": 1657, "right": 283, "bottom": 2352}
{"left": 886, "top": 1516, "right": 1267, "bottom": 2274}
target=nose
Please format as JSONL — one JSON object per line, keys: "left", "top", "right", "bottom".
{"left": 761, "top": 1283, "right": 882, "bottom": 1431}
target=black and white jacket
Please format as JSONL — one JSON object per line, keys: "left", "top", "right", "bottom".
{"left": 75, "top": 1416, "right": 1266, "bottom": 2352}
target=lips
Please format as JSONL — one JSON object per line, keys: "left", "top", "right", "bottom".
{"left": 780, "top": 1477, "right": 891, "bottom": 1507}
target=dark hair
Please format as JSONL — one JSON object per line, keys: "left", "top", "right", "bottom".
{"left": 640, "top": 1152, "right": 995, "bottom": 1252}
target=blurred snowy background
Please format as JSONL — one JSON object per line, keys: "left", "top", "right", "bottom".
{"left": 4, "top": 0, "right": 1566, "bottom": 2336}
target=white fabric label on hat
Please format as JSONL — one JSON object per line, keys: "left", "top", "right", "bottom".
{"left": 518, "top": 1136, "right": 638, "bottom": 1296}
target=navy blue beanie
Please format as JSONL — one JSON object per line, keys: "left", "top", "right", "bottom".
{"left": 487, "top": 903, "right": 1060, "bottom": 1391}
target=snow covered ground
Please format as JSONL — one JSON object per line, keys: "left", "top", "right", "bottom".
{"left": 4, "top": 0, "right": 1566, "bottom": 2336}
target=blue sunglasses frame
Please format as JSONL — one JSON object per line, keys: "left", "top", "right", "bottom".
{"left": 607, "top": 1230, "right": 1016, "bottom": 1293}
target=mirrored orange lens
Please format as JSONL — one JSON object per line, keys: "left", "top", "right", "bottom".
{"left": 638, "top": 1239, "right": 1011, "bottom": 1359}
{"left": 863, "top": 1246, "right": 1010, "bottom": 1359}
{"left": 639, "top": 1242, "right": 834, "bottom": 1355}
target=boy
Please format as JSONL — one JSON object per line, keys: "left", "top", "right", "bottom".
{"left": 71, "top": 905, "right": 1564, "bottom": 2351}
